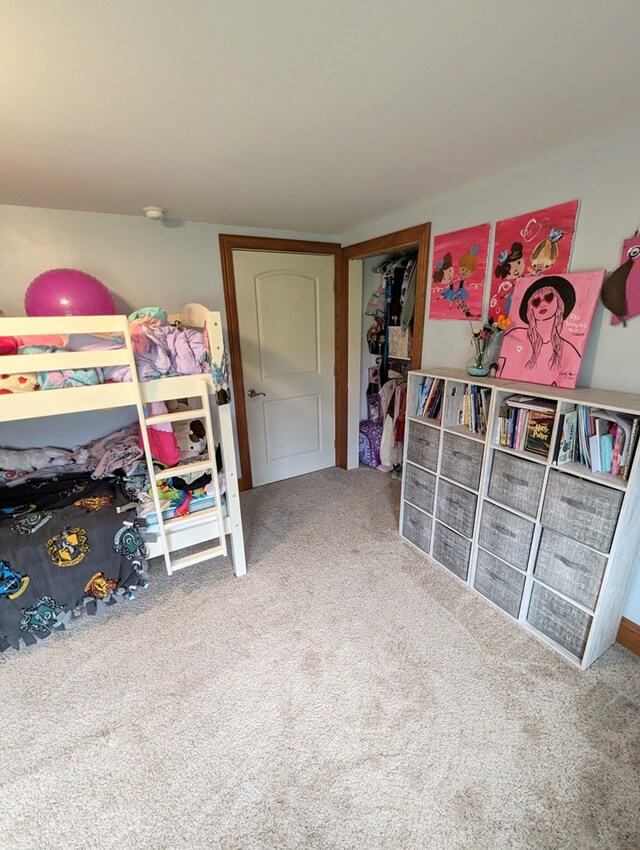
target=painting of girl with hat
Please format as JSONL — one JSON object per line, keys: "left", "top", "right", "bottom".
{"left": 497, "top": 271, "right": 604, "bottom": 388}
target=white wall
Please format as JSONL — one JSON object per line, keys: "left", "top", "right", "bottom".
{"left": 343, "top": 129, "right": 640, "bottom": 624}
{"left": 0, "top": 204, "right": 338, "bottom": 450}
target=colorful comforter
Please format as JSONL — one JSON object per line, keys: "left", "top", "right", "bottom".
{"left": 0, "top": 474, "right": 148, "bottom": 652}
{"left": 1, "top": 307, "right": 212, "bottom": 393}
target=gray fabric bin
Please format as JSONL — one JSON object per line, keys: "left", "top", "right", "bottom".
{"left": 527, "top": 583, "right": 592, "bottom": 659}
{"left": 433, "top": 522, "right": 471, "bottom": 580}
{"left": 541, "top": 470, "right": 623, "bottom": 553}
{"left": 404, "top": 463, "right": 436, "bottom": 515}
{"left": 488, "top": 451, "right": 545, "bottom": 517}
{"left": 402, "top": 502, "right": 432, "bottom": 555}
{"left": 440, "top": 432, "right": 484, "bottom": 491}
{"left": 406, "top": 422, "right": 440, "bottom": 472}
{"left": 534, "top": 529, "right": 608, "bottom": 610}
{"left": 478, "top": 501, "right": 534, "bottom": 571}
{"left": 474, "top": 549, "right": 526, "bottom": 618}
{"left": 436, "top": 478, "right": 477, "bottom": 539}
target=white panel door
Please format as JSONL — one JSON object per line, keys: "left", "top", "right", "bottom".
{"left": 233, "top": 251, "right": 335, "bottom": 486}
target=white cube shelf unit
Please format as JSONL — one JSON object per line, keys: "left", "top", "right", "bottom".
{"left": 400, "top": 367, "right": 640, "bottom": 669}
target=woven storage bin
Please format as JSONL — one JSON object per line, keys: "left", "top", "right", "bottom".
{"left": 534, "top": 529, "right": 607, "bottom": 610}
{"left": 404, "top": 463, "right": 436, "bottom": 515}
{"left": 402, "top": 503, "right": 432, "bottom": 555}
{"left": 433, "top": 522, "right": 471, "bottom": 580}
{"left": 435, "top": 478, "right": 477, "bottom": 539}
{"left": 527, "top": 583, "right": 592, "bottom": 659}
{"left": 406, "top": 422, "right": 440, "bottom": 472}
{"left": 474, "top": 549, "right": 526, "bottom": 618}
{"left": 440, "top": 432, "right": 484, "bottom": 491}
{"left": 488, "top": 451, "right": 545, "bottom": 517}
{"left": 541, "top": 471, "right": 623, "bottom": 553}
{"left": 478, "top": 500, "right": 534, "bottom": 571}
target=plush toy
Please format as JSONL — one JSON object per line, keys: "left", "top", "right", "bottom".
{"left": 173, "top": 416, "right": 207, "bottom": 457}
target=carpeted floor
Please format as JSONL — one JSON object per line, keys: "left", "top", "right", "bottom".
{"left": 1, "top": 467, "right": 639, "bottom": 850}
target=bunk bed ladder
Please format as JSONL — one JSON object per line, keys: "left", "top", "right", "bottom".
{"left": 143, "top": 380, "right": 227, "bottom": 575}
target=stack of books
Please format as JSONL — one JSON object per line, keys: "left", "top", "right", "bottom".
{"left": 496, "top": 395, "right": 556, "bottom": 457}
{"left": 553, "top": 405, "right": 640, "bottom": 481}
{"left": 416, "top": 377, "right": 444, "bottom": 421}
{"left": 446, "top": 383, "right": 491, "bottom": 436}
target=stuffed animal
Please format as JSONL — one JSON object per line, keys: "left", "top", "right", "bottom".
{"left": 173, "top": 417, "right": 207, "bottom": 457}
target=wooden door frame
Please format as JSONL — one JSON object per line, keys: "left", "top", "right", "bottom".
{"left": 337, "top": 223, "right": 431, "bottom": 468}
{"left": 219, "top": 234, "right": 342, "bottom": 491}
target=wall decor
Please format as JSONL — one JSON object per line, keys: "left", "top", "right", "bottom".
{"left": 488, "top": 200, "right": 579, "bottom": 322}
{"left": 430, "top": 223, "right": 491, "bottom": 321}
{"left": 497, "top": 270, "right": 604, "bottom": 389}
{"left": 601, "top": 233, "right": 640, "bottom": 326}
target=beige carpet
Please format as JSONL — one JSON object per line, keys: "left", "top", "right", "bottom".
{"left": 1, "top": 467, "right": 639, "bottom": 850}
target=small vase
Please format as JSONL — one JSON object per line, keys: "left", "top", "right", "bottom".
{"left": 466, "top": 352, "right": 490, "bottom": 377}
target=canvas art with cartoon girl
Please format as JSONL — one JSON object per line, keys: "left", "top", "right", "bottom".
{"left": 498, "top": 275, "right": 581, "bottom": 387}
{"left": 430, "top": 222, "right": 490, "bottom": 321}
{"left": 455, "top": 245, "right": 476, "bottom": 298}
{"left": 492, "top": 241, "right": 525, "bottom": 316}
{"left": 527, "top": 227, "right": 563, "bottom": 275}
{"left": 434, "top": 253, "right": 456, "bottom": 306}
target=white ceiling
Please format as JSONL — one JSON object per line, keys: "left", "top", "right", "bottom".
{"left": 2, "top": 1, "right": 640, "bottom": 234}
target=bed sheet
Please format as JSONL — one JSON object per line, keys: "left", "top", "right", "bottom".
{"left": 0, "top": 474, "right": 148, "bottom": 652}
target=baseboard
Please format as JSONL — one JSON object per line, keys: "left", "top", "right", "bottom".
{"left": 617, "top": 617, "right": 640, "bottom": 656}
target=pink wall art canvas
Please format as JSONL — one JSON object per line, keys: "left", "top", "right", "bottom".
{"left": 488, "top": 200, "right": 579, "bottom": 322}
{"left": 497, "top": 270, "right": 604, "bottom": 389}
{"left": 430, "top": 222, "right": 490, "bottom": 321}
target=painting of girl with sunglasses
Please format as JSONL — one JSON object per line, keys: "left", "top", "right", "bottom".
{"left": 497, "top": 272, "right": 604, "bottom": 388}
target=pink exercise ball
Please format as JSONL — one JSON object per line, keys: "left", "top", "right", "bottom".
{"left": 24, "top": 268, "right": 118, "bottom": 317}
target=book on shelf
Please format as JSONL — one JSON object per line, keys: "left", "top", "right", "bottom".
{"left": 555, "top": 409, "right": 577, "bottom": 466}
{"left": 496, "top": 396, "right": 556, "bottom": 455}
{"left": 566, "top": 404, "right": 640, "bottom": 480}
{"left": 505, "top": 395, "right": 556, "bottom": 413}
{"left": 448, "top": 383, "right": 489, "bottom": 435}
{"left": 419, "top": 378, "right": 444, "bottom": 421}
{"left": 623, "top": 417, "right": 640, "bottom": 481}
{"left": 416, "top": 377, "right": 434, "bottom": 417}
{"left": 524, "top": 410, "right": 555, "bottom": 456}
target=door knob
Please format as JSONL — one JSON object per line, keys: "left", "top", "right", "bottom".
{"left": 247, "top": 389, "right": 266, "bottom": 398}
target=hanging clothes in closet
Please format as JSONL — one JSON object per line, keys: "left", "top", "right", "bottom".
{"left": 377, "top": 374, "right": 407, "bottom": 473}
{"left": 366, "top": 251, "right": 418, "bottom": 383}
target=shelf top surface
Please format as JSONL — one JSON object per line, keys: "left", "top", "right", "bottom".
{"left": 412, "top": 367, "right": 640, "bottom": 415}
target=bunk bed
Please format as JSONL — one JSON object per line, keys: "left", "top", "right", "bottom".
{"left": 0, "top": 304, "right": 246, "bottom": 649}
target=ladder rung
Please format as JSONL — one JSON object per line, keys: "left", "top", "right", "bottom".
{"left": 171, "top": 545, "right": 225, "bottom": 571}
{"left": 145, "top": 407, "right": 207, "bottom": 426}
{"left": 155, "top": 459, "right": 214, "bottom": 480}
{"left": 162, "top": 506, "right": 221, "bottom": 530}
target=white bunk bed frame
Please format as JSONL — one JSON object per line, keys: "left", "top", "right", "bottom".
{"left": 0, "top": 303, "right": 246, "bottom": 578}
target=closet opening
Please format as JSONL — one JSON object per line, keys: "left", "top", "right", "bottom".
{"left": 340, "top": 223, "right": 430, "bottom": 474}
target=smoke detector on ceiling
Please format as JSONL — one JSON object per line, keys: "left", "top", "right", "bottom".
{"left": 142, "top": 205, "right": 167, "bottom": 220}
